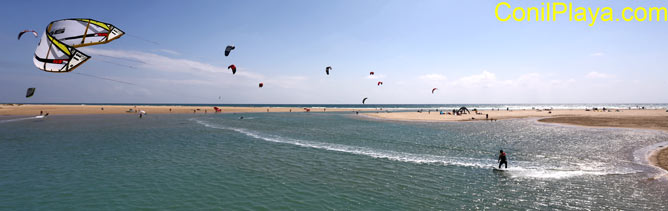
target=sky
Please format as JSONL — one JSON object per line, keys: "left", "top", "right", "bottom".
{"left": 1, "top": 0, "right": 667, "bottom": 104}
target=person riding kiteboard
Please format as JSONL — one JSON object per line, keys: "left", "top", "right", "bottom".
{"left": 498, "top": 150, "right": 508, "bottom": 169}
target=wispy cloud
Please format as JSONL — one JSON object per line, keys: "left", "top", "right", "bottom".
{"left": 156, "top": 49, "right": 181, "bottom": 55}
{"left": 85, "top": 48, "right": 312, "bottom": 91}
{"left": 418, "top": 74, "right": 447, "bottom": 81}
{"left": 450, "top": 71, "right": 496, "bottom": 87}
{"left": 585, "top": 71, "right": 613, "bottom": 79}
{"left": 367, "top": 74, "right": 386, "bottom": 79}
{"left": 86, "top": 48, "right": 262, "bottom": 79}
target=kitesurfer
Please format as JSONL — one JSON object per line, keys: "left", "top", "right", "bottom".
{"left": 498, "top": 150, "right": 508, "bottom": 169}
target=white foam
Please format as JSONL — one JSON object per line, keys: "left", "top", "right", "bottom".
{"left": 193, "top": 118, "right": 638, "bottom": 179}
{"left": 0, "top": 116, "right": 42, "bottom": 124}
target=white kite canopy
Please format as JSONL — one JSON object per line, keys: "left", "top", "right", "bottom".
{"left": 33, "top": 18, "right": 124, "bottom": 73}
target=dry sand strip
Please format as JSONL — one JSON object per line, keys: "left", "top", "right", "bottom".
{"left": 0, "top": 104, "right": 368, "bottom": 116}
{"left": 363, "top": 109, "right": 668, "bottom": 122}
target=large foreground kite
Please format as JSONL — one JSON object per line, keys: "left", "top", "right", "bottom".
{"left": 33, "top": 19, "right": 124, "bottom": 73}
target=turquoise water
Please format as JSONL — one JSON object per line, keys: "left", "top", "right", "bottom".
{"left": 1, "top": 113, "right": 667, "bottom": 209}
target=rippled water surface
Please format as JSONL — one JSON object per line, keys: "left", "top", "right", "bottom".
{"left": 1, "top": 113, "right": 667, "bottom": 210}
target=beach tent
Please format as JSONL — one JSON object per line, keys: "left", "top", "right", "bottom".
{"left": 458, "top": 107, "right": 470, "bottom": 114}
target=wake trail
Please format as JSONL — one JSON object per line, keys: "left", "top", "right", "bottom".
{"left": 193, "top": 118, "right": 640, "bottom": 179}
{"left": 0, "top": 116, "right": 42, "bottom": 124}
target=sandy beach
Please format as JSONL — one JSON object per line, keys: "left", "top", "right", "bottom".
{"left": 0, "top": 104, "right": 363, "bottom": 116}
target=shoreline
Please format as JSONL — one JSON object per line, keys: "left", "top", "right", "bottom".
{"left": 361, "top": 109, "right": 668, "bottom": 173}
{"left": 0, "top": 104, "right": 367, "bottom": 116}
{"left": 648, "top": 144, "right": 668, "bottom": 178}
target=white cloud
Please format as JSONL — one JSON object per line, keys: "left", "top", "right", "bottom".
{"left": 418, "top": 74, "right": 447, "bottom": 81}
{"left": 367, "top": 74, "right": 386, "bottom": 79}
{"left": 156, "top": 49, "right": 181, "bottom": 55}
{"left": 450, "top": 71, "right": 496, "bottom": 87}
{"left": 86, "top": 48, "right": 263, "bottom": 79}
{"left": 585, "top": 71, "right": 613, "bottom": 79}
{"left": 84, "top": 48, "right": 311, "bottom": 91}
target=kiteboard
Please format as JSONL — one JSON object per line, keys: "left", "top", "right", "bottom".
{"left": 35, "top": 115, "right": 46, "bottom": 119}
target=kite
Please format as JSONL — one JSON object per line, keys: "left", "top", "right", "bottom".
{"left": 369, "top": 72, "right": 374, "bottom": 75}
{"left": 225, "top": 45, "right": 235, "bottom": 56}
{"left": 377, "top": 81, "right": 383, "bottom": 86}
{"left": 18, "top": 30, "right": 38, "bottom": 40}
{"left": 228, "top": 64, "right": 236, "bottom": 74}
{"left": 26, "top": 87, "right": 35, "bottom": 98}
{"left": 33, "top": 18, "right": 124, "bottom": 73}
{"left": 259, "top": 82, "right": 264, "bottom": 88}
{"left": 362, "top": 97, "right": 368, "bottom": 104}
{"left": 326, "top": 66, "right": 332, "bottom": 75}
{"left": 432, "top": 88, "right": 438, "bottom": 94}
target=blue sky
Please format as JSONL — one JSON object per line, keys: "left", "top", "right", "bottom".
{"left": 1, "top": 0, "right": 667, "bottom": 104}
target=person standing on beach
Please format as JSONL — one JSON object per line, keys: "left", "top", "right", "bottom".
{"left": 498, "top": 150, "right": 508, "bottom": 169}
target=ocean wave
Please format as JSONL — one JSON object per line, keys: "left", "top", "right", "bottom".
{"left": 192, "top": 118, "right": 639, "bottom": 179}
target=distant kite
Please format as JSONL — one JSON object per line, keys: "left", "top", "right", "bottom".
{"left": 225, "top": 45, "right": 235, "bottom": 56}
{"left": 228, "top": 64, "right": 236, "bottom": 74}
{"left": 259, "top": 82, "right": 264, "bottom": 88}
{"left": 377, "top": 81, "right": 383, "bottom": 86}
{"left": 18, "top": 30, "right": 38, "bottom": 40}
{"left": 362, "top": 97, "right": 368, "bottom": 104}
{"left": 432, "top": 88, "right": 438, "bottom": 94}
{"left": 369, "top": 72, "right": 374, "bottom": 75}
{"left": 325, "top": 66, "right": 332, "bottom": 75}
{"left": 26, "top": 87, "right": 36, "bottom": 98}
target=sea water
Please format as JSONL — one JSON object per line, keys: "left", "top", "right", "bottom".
{"left": 1, "top": 113, "right": 667, "bottom": 209}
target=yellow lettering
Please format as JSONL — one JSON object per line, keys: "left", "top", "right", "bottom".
{"left": 588, "top": 8, "right": 600, "bottom": 27}
{"left": 649, "top": 7, "right": 668, "bottom": 21}
{"left": 527, "top": 7, "right": 540, "bottom": 21}
{"left": 574, "top": 7, "right": 586, "bottom": 21}
{"left": 513, "top": 7, "right": 526, "bottom": 21}
{"left": 495, "top": 2, "right": 511, "bottom": 22}
{"left": 622, "top": 7, "right": 634, "bottom": 21}
{"left": 552, "top": 3, "right": 567, "bottom": 21}
{"left": 569, "top": 3, "right": 573, "bottom": 21}
{"left": 600, "top": 7, "right": 613, "bottom": 21}
{"left": 635, "top": 7, "right": 647, "bottom": 21}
